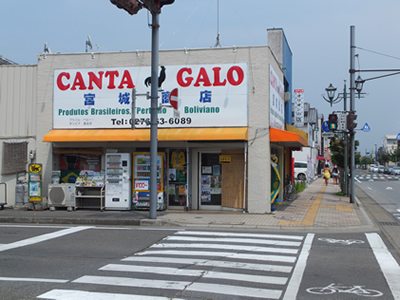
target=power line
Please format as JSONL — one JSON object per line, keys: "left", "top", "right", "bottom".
{"left": 356, "top": 46, "right": 400, "bottom": 61}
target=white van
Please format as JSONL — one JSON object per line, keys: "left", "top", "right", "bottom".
{"left": 294, "top": 161, "right": 307, "bottom": 180}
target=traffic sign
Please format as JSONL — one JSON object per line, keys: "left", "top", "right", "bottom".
{"left": 362, "top": 123, "right": 371, "bottom": 132}
{"left": 169, "top": 88, "right": 179, "bottom": 110}
{"left": 314, "top": 127, "right": 319, "bottom": 132}
{"left": 338, "top": 113, "right": 347, "bottom": 131}
{"left": 322, "top": 132, "right": 334, "bottom": 138}
{"left": 396, "top": 133, "right": 400, "bottom": 140}
{"left": 322, "top": 121, "right": 331, "bottom": 132}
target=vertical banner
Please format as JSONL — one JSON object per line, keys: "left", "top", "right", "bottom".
{"left": 269, "top": 65, "right": 285, "bottom": 130}
{"left": 294, "top": 89, "right": 304, "bottom": 126}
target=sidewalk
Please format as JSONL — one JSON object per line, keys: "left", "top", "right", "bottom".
{"left": 0, "top": 177, "right": 375, "bottom": 232}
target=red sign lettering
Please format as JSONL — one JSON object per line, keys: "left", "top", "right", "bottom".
{"left": 56, "top": 70, "right": 135, "bottom": 91}
{"left": 177, "top": 65, "right": 244, "bottom": 88}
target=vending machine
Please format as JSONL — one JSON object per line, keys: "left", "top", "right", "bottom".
{"left": 105, "top": 153, "right": 131, "bottom": 210}
{"left": 132, "top": 152, "right": 166, "bottom": 210}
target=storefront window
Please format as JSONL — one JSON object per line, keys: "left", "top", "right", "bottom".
{"left": 200, "top": 153, "right": 222, "bottom": 206}
{"left": 59, "top": 154, "right": 101, "bottom": 183}
{"left": 168, "top": 150, "right": 187, "bottom": 206}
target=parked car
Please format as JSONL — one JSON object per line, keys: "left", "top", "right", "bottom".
{"left": 294, "top": 161, "right": 308, "bottom": 181}
{"left": 390, "top": 166, "right": 400, "bottom": 175}
{"left": 378, "top": 166, "right": 385, "bottom": 173}
{"left": 369, "top": 164, "right": 375, "bottom": 172}
{"left": 372, "top": 165, "right": 379, "bottom": 173}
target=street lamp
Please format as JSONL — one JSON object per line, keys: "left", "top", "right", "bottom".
{"left": 111, "top": 0, "right": 174, "bottom": 219}
{"left": 322, "top": 80, "right": 349, "bottom": 196}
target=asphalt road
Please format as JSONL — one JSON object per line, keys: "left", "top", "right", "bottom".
{"left": 1, "top": 225, "right": 399, "bottom": 299}
{"left": 355, "top": 168, "right": 400, "bottom": 222}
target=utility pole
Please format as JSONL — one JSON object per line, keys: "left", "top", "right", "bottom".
{"left": 349, "top": 25, "right": 356, "bottom": 204}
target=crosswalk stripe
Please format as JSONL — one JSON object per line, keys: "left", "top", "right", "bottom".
{"left": 100, "top": 264, "right": 288, "bottom": 285}
{"left": 73, "top": 275, "right": 282, "bottom": 299}
{"left": 135, "top": 249, "right": 297, "bottom": 263}
{"left": 37, "top": 289, "right": 186, "bottom": 300}
{"left": 175, "top": 231, "right": 304, "bottom": 240}
{"left": 187, "top": 282, "right": 282, "bottom": 299}
{"left": 122, "top": 256, "right": 293, "bottom": 273}
{"left": 164, "top": 236, "right": 301, "bottom": 247}
{"left": 150, "top": 243, "right": 299, "bottom": 254}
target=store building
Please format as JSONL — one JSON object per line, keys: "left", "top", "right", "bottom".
{"left": 1, "top": 29, "right": 307, "bottom": 213}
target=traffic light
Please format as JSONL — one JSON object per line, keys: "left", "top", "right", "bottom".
{"left": 110, "top": 0, "right": 143, "bottom": 15}
{"left": 328, "top": 113, "right": 338, "bottom": 131}
{"left": 347, "top": 111, "right": 357, "bottom": 134}
{"left": 155, "top": 0, "right": 175, "bottom": 7}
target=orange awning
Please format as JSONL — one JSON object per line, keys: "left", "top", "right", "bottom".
{"left": 43, "top": 127, "right": 248, "bottom": 142}
{"left": 270, "top": 127, "right": 308, "bottom": 147}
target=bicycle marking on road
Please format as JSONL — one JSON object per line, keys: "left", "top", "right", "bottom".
{"left": 306, "top": 283, "right": 383, "bottom": 297}
{"left": 318, "top": 237, "right": 365, "bottom": 245}
{"left": 0, "top": 226, "right": 92, "bottom": 253}
{"left": 366, "top": 233, "right": 400, "bottom": 298}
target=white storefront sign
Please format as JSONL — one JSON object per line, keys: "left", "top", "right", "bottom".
{"left": 53, "top": 63, "right": 248, "bottom": 129}
{"left": 269, "top": 65, "right": 285, "bottom": 130}
{"left": 294, "top": 89, "right": 304, "bottom": 126}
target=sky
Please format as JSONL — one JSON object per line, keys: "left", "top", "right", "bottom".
{"left": 1, "top": 0, "right": 400, "bottom": 155}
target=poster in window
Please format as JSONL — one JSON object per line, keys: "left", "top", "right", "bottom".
{"left": 201, "top": 175, "right": 211, "bottom": 202}
{"left": 213, "top": 165, "right": 220, "bottom": 176}
{"left": 202, "top": 166, "right": 212, "bottom": 175}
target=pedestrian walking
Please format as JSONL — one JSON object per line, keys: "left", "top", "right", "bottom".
{"left": 332, "top": 165, "right": 340, "bottom": 186}
{"left": 323, "top": 164, "right": 331, "bottom": 186}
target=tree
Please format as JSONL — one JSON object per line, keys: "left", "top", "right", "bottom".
{"left": 329, "top": 135, "right": 359, "bottom": 168}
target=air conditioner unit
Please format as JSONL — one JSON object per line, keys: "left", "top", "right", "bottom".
{"left": 48, "top": 183, "right": 75, "bottom": 209}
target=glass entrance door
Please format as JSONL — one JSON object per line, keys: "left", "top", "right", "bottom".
{"left": 199, "top": 153, "right": 222, "bottom": 208}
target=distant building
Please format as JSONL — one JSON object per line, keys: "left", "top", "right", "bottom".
{"left": 0, "top": 56, "right": 17, "bottom": 65}
{"left": 384, "top": 135, "right": 398, "bottom": 153}
{"left": 291, "top": 102, "right": 325, "bottom": 178}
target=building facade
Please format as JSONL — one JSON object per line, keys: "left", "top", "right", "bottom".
{"left": 1, "top": 31, "right": 307, "bottom": 212}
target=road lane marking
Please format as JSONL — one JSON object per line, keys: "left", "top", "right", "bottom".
{"left": 366, "top": 233, "right": 400, "bottom": 298}
{"left": 0, "top": 226, "right": 92, "bottom": 252}
{"left": 122, "top": 256, "right": 293, "bottom": 273}
{"left": 38, "top": 289, "right": 185, "bottom": 300}
{"left": 100, "top": 264, "right": 288, "bottom": 285}
{"left": 0, "top": 277, "right": 68, "bottom": 283}
{"left": 282, "top": 233, "right": 315, "bottom": 300}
